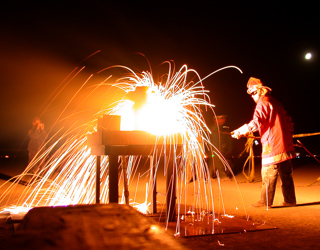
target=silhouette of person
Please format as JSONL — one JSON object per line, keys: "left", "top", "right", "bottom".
{"left": 27, "top": 117, "right": 47, "bottom": 173}
{"left": 209, "top": 115, "right": 233, "bottom": 179}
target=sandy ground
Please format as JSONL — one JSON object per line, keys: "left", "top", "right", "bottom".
{"left": 1, "top": 157, "right": 320, "bottom": 249}
{"left": 181, "top": 159, "right": 320, "bottom": 249}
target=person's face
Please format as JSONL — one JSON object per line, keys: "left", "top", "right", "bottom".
{"left": 250, "top": 90, "right": 260, "bottom": 103}
{"left": 217, "top": 117, "right": 226, "bottom": 126}
{"left": 33, "top": 119, "right": 41, "bottom": 127}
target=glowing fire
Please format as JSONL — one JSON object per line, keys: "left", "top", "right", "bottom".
{"left": 121, "top": 86, "right": 187, "bottom": 135}
{"left": 104, "top": 64, "right": 214, "bottom": 138}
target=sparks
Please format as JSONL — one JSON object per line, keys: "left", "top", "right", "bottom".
{"left": 0, "top": 60, "right": 242, "bottom": 235}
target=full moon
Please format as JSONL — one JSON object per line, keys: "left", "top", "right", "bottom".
{"left": 305, "top": 53, "right": 312, "bottom": 60}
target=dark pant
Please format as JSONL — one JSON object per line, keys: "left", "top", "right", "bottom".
{"left": 261, "top": 160, "right": 296, "bottom": 206}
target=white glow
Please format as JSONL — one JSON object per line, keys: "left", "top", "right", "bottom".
{"left": 119, "top": 85, "right": 187, "bottom": 135}
{"left": 305, "top": 53, "right": 312, "bottom": 60}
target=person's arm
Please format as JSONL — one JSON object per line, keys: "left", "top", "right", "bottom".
{"left": 231, "top": 99, "right": 269, "bottom": 139}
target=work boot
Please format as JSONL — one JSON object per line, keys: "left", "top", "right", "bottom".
{"left": 250, "top": 200, "right": 271, "bottom": 209}
{"left": 280, "top": 201, "right": 296, "bottom": 207}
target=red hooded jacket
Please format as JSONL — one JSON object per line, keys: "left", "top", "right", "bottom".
{"left": 247, "top": 95, "right": 295, "bottom": 167}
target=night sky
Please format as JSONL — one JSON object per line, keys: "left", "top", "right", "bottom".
{"left": 1, "top": 2, "right": 319, "bottom": 153}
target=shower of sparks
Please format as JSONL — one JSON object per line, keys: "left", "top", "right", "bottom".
{"left": 130, "top": 184, "right": 151, "bottom": 215}
{"left": 0, "top": 60, "right": 242, "bottom": 234}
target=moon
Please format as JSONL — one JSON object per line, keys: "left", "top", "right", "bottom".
{"left": 305, "top": 53, "right": 312, "bottom": 60}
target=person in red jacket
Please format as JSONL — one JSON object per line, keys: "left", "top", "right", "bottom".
{"left": 231, "top": 77, "right": 296, "bottom": 208}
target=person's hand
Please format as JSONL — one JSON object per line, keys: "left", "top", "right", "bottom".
{"left": 231, "top": 129, "right": 241, "bottom": 139}
{"left": 231, "top": 124, "right": 249, "bottom": 139}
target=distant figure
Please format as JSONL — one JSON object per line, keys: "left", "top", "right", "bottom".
{"left": 231, "top": 77, "right": 296, "bottom": 208}
{"left": 210, "top": 115, "right": 233, "bottom": 179}
{"left": 27, "top": 117, "right": 47, "bottom": 173}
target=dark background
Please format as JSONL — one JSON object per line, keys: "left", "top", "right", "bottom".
{"left": 1, "top": 1, "right": 319, "bottom": 155}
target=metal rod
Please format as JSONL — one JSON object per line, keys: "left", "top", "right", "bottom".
{"left": 109, "top": 155, "right": 119, "bottom": 203}
{"left": 95, "top": 155, "right": 101, "bottom": 204}
{"left": 297, "top": 140, "right": 320, "bottom": 164}
{"left": 166, "top": 156, "right": 176, "bottom": 222}
{"left": 150, "top": 156, "right": 157, "bottom": 214}
{"left": 121, "top": 156, "right": 129, "bottom": 205}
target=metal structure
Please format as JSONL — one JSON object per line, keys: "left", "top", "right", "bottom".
{"left": 87, "top": 115, "right": 182, "bottom": 221}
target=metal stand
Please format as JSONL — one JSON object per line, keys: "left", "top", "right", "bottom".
{"left": 94, "top": 153, "right": 177, "bottom": 221}
{"left": 88, "top": 115, "right": 181, "bottom": 222}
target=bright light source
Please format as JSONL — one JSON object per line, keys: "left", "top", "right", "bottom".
{"left": 305, "top": 53, "right": 312, "bottom": 60}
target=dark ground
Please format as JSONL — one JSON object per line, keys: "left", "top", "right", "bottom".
{"left": 1, "top": 153, "right": 320, "bottom": 249}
